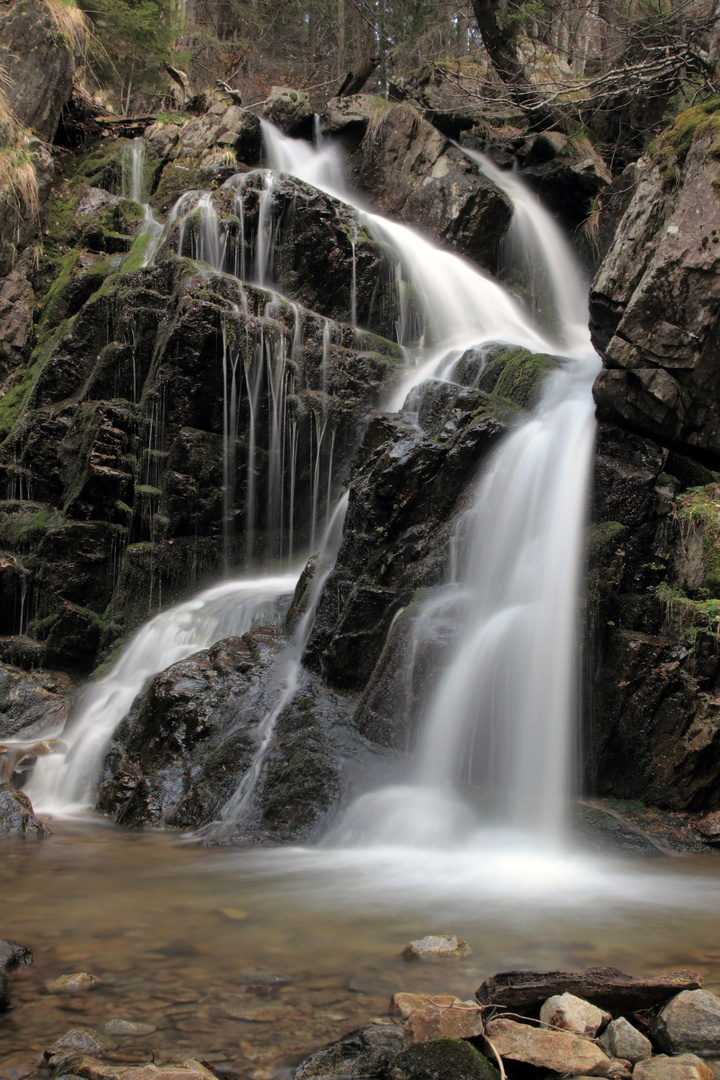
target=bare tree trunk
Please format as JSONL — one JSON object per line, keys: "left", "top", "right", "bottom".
{"left": 337, "top": 0, "right": 346, "bottom": 78}
{"left": 470, "top": 0, "right": 563, "bottom": 125}
{"left": 456, "top": 8, "right": 470, "bottom": 56}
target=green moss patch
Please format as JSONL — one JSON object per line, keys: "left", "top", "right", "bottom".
{"left": 650, "top": 97, "right": 720, "bottom": 182}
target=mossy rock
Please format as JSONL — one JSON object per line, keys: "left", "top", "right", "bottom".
{"left": 650, "top": 97, "right": 720, "bottom": 183}
{"left": 389, "top": 1038, "right": 500, "bottom": 1080}
{"left": 476, "top": 344, "right": 560, "bottom": 411}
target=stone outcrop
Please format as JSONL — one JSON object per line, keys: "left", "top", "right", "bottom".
{"left": 97, "top": 631, "right": 389, "bottom": 839}
{"left": 590, "top": 107, "right": 720, "bottom": 466}
{"left": 355, "top": 102, "right": 512, "bottom": 270}
{"left": 0, "top": 0, "right": 84, "bottom": 141}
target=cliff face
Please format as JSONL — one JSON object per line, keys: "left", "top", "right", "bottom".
{"left": 587, "top": 103, "right": 720, "bottom": 809}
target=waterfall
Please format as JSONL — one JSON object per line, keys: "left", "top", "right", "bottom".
{"left": 121, "top": 137, "right": 164, "bottom": 267}
{"left": 261, "top": 122, "right": 600, "bottom": 839}
{"left": 25, "top": 120, "right": 599, "bottom": 840}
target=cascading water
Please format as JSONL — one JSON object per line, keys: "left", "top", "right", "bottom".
{"left": 27, "top": 118, "right": 598, "bottom": 843}
{"left": 26, "top": 576, "right": 296, "bottom": 815}
{"left": 260, "top": 122, "right": 600, "bottom": 841}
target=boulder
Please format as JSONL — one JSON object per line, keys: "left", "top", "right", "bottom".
{"left": 539, "top": 992, "right": 610, "bottom": 1036}
{"left": 263, "top": 87, "right": 313, "bottom": 137}
{"left": 321, "top": 94, "right": 378, "bottom": 145}
{"left": 0, "top": 0, "right": 83, "bottom": 140}
{"left": 401, "top": 935, "right": 472, "bottom": 960}
{"left": 403, "top": 1001, "right": 485, "bottom": 1043}
{"left": 476, "top": 967, "right": 703, "bottom": 1013}
{"left": 0, "top": 664, "right": 71, "bottom": 740}
{"left": 483, "top": 1017, "right": 611, "bottom": 1076}
{"left": 0, "top": 939, "right": 33, "bottom": 973}
{"left": 598, "top": 1017, "right": 653, "bottom": 1064}
{"left": 293, "top": 1023, "right": 404, "bottom": 1078}
{"left": 357, "top": 102, "right": 512, "bottom": 270}
{"left": 634, "top": 1055, "right": 714, "bottom": 1080}
{"left": 652, "top": 989, "right": 720, "bottom": 1054}
{"left": 0, "top": 783, "right": 49, "bottom": 836}
{"left": 389, "top": 1038, "right": 500, "bottom": 1080}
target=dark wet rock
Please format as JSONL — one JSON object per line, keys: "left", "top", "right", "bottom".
{"left": 356, "top": 102, "right": 512, "bottom": 270}
{"left": 519, "top": 140, "right": 612, "bottom": 228}
{"left": 263, "top": 87, "right": 313, "bottom": 138}
{"left": 0, "top": 971, "right": 7, "bottom": 1010}
{"left": 652, "top": 989, "right": 720, "bottom": 1054}
{"left": 583, "top": 424, "right": 720, "bottom": 810}
{"left": 0, "top": 782, "right": 49, "bottom": 836}
{"left": 570, "top": 802, "right": 666, "bottom": 857}
{"left": 590, "top": 130, "right": 720, "bottom": 465}
{"left": 305, "top": 347, "right": 558, "bottom": 701}
{"left": 97, "top": 631, "right": 386, "bottom": 838}
{"left": 475, "top": 968, "right": 703, "bottom": 1012}
{"left": 0, "top": 657, "right": 72, "bottom": 738}
{"left": 0, "top": 0, "right": 82, "bottom": 141}
{"left": 0, "top": 939, "right": 33, "bottom": 973}
{"left": 294, "top": 1023, "right": 404, "bottom": 1078}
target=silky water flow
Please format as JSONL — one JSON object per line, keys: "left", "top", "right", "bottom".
{"left": 14, "top": 121, "right": 720, "bottom": 927}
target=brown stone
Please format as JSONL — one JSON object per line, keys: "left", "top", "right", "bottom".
{"left": 633, "top": 1054, "right": 715, "bottom": 1080}
{"left": 484, "top": 1017, "right": 611, "bottom": 1076}
{"left": 388, "top": 992, "right": 458, "bottom": 1018}
{"left": 403, "top": 1001, "right": 485, "bottom": 1044}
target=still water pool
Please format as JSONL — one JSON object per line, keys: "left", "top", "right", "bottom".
{"left": 2, "top": 818, "right": 720, "bottom": 1079}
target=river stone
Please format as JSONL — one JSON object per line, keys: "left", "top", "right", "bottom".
{"left": 53, "top": 1062, "right": 224, "bottom": 1080}
{"left": 0, "top": 783, "right": 49, "bottom": 836}
{"left": 48, "top": 973, "right": 100, "bottom": 993}
{"left": 598, "top": 1017, "right": 653, "bottom": 1063}
{"left": 540, "top": 992, "right": 611, "bottom": 1036}
{"left": 389, "top": 1038, "right": 499, "bottom": 1080}
{"left": 103, "top": 1021, "right": 156, "bottom": 1037}
{"left": 403, "top": 1001, "right": 485, "bottom": 1044}
{"left": 46, "top": 1030, "right": 106, "bottom": 1069}
{"left": 0, "top": 939, "right": 33, "bottom": 972}
{"left": 293, "top": 1023, "right": 404, "bottom": 1078}
{"left": 484, "top": 1017, "right": 612, "bottom": 1075}
{"left": 634, "top": 1055, "right": 714, "bottom": 1080}
{"left": 389, "top": 993, "right": 458, "bottom": 1018}
{"left": 401, "top": 935, "right": 471, "bottom": 961}
{"left": 262, "top": 87, "right": 313, "bottom": 137}
{"left": 652, "top": 989, "right": 720, "bottom": 1053}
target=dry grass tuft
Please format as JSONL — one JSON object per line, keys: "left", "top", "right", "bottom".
{"left": 0, "top": 62, "right": 39, "bottom": 220}
{"left": 42, "top": 0, "right": 87, "bottom": 54}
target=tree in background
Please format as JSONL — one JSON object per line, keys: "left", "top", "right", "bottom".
{"left": 77, "top": 0, "right": 181, "bottom": 111}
